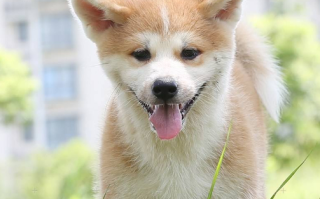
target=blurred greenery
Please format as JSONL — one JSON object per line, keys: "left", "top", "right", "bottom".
{"left": 0, "top": 140, "right": 96, "bottom": 199}
{"left": 0, "top": 49, "right": 36, "bottom": 124}
{"left": 1, "top": 4, "right": 320, "bottom": 199}
{"left": 252, "top": 15, "right": 320, "bottom": 198}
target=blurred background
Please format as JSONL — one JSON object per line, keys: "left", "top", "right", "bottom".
{"left": 0, "top": 0, "right": 319, "bottom": 198}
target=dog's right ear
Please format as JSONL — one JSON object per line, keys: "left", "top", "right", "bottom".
{"left": 198, "top": 0, "right": 242, "bottom": 28}
{"left": 70, "top": 0, "right": 131, "bottom": 41}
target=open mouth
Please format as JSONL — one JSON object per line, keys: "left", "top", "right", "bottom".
{"left": 134, "top": 83, "right": 206, "bottom": 140}
{"left": 138, "top": 83, "right": 206, "bottom": 121}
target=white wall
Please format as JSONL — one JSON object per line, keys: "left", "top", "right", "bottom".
{"left": 243, "top": 0, "right": 269, "bottom": 18}
{"left": 75, "top": 25, "right": 112, "bottom": 150}
{"left": 0, "top": 0, "right": 4, "bottom": 46}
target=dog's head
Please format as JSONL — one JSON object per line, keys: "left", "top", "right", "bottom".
{"left": 71, "top": 0, "right": 242, "bottom": 140}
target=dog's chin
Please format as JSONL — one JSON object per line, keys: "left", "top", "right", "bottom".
{"left": 135, "top": 83, "right": 207, "bottom": 140}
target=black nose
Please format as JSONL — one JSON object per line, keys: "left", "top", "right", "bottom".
{"left": 152, "top": 80, "right": 178, "bottom": 101}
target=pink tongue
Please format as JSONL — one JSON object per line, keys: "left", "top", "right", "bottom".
{"left": 150, "top": 105, "right": 182, "bottom": 140}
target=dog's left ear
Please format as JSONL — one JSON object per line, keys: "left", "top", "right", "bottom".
{"left": 198, "top": 0, "right": 242, "bottom": 27}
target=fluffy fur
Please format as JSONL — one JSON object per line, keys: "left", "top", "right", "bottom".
{"left": 70, "top": 0, "right": 286, "bottom": 198}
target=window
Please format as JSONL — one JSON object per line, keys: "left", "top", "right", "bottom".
{"left": 23, "top": 123, "right": 33, "bottom": 142}
{"left": 43, "top": 65, "right": 77, "bottom": 101}
{"left": 46, "top": 117, "right": 78, "bottom": 149}
{"left": 40, "top": 14, "right": 74, "bottom": 50}
{"left": 5, "top": 1, "right": 29, "bottom": 13}
{"left": 17, "top": 22, "right": 28, "bottom": 42}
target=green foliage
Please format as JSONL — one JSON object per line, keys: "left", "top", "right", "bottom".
{"left": 0, "top": 49, "right": 36, "bottom": 124}
{"left": 1, "top": 140, "right": 96, "bottom": 199}
{"left": 2, "top": 14, "right": 320, "bottom": 199}
{"left": 252, "top": 15, "right": 320, "bottom": 165}
{"left": 252, "top": 15, "right": 320, "bottom": 198}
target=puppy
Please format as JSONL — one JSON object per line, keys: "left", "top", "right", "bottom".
{"left": 70, "top": 0, "right": 286, "bottom": 198}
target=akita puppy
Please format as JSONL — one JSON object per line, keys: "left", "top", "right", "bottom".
{"left": 70, "top": 0, "right": 286, "bottom": 198}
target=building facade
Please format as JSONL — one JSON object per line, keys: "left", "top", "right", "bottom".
{"left": 0, "top": 0, "right": 111, "bottom": 161}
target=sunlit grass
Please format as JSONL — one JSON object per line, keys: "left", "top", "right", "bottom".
{"left": 206, "top": 121, "right": 316, "bottom": 199}
{"left": 207, "top": 121, "right": 232, "bottom": 199}
{"left": 102, "top": 184, "right": 111, "bottom": 199}
{"left": 270, "top": 147, "right": 315, "bottom": 199}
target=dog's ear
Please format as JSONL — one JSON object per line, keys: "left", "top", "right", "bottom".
{"left": 198, "top": 0, "right": 242, "bottom": 27}
{"left": 70, "top": 0, "right": 131, "bottom": 41}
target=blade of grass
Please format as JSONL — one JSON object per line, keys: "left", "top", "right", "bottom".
{"left": 207, "top": 121, "right": 233, "bottom": 199}
{"left": 270, "top": 147, "right": 316, "bottom": 199}
{"left": 102, "top": 184, "right": 111, "bottom": 199}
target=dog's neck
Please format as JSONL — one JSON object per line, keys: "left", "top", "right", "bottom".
{"left": 114, "top": 84, "right": 230, "bottom": 169}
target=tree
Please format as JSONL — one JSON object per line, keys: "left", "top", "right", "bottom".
{"left": 251, "top": 15, "right": 320, "bottom": 198}
{"left": 0, "top": 49, "right": 36, "bottom": 124}
{"left": 1, "top": 140, "right": 96, "bottom": 199}
{"left": 252, "top": 15, "right": 320, "bottom": 164}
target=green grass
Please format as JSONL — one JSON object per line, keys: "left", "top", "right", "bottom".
{"left": 102, "top": 184, "right": 111, "bottom": 199}
{"left": 207, "top": 121, "right": 232, "bottom": 199}
{"left": 206, "top": 121, "right": 316, "bottom": 199}
{"left": 100, "top": 120, "right": 316, "bottom": 199}
{"left": 270, "top": 147, "right": 316, "bottom": 199}
{"left": 267, "top": 156, "right": 320, "bottom": 199}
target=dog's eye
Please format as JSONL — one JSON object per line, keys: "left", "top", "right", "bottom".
{"left": 181, "top": 49, "right": 201, "bottom": 60}
{"left": 131, "top": 49, "right": 151, "bottom": 62}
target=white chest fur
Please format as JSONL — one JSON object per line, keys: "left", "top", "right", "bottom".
{"left": 109, "top": 95, "right": 241, "bottom": 199}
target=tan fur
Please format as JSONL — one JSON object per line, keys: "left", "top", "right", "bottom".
{"left": 70, "top": 0, "right": 286, "bottom": 198}
{"left": 99, "top": 56, "right": 267, "bottom": 199}
{"left": 95, "top": 0, "right": 232, "bottom": 59}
